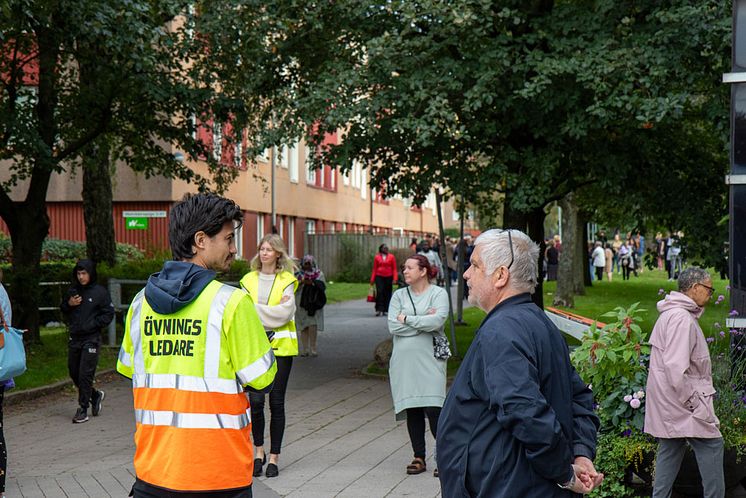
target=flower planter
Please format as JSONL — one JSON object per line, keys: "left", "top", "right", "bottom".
{"left": 672, "top": 447, "right": 746, "bottom": 496}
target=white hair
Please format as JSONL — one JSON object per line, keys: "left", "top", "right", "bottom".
{"left": 474, "top": 229, "right": 539, "bottom": 294}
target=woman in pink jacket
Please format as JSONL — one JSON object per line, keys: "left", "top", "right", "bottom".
{"left": 644, "top": 267, "right": 724, "bottom": 498}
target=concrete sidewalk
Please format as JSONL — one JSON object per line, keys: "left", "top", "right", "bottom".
{"left": 5, "top": 298, "right": 443, "bottom": 497}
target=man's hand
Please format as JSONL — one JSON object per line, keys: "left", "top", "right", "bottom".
{"left": 68, "top": 295, "right": 82, "bottom": 307}
{"left": 280, "top": 295, "right": 291, "bottom": 304}
{"left": 426, "top": 307, "right": 437, "bottom": 315}
{"left": 397, "top": 313, "right": 406, "bottom": 323}
{"left": 567, "top": 464, "right": 594, "bottom": 494}
{"left": 574, "top": 456, "right": 604, "bottom": 490}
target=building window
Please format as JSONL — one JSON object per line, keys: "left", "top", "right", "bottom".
{"left": 212, "top": 123, "right": 222, "bottom": 161}
{"left": 234, "top": 141, "right": 243, "bottom": 168}
{"left": 288, "top": 218, "right": 295, "bottom": 257}
{"left": 257, "top": 214, "right": 264, "bottom": 244}
{"left": 361, "top": 168, "right": 367, "bottom": 200}
{"left": 288, "top": 143, "right": 299, "bottom": 183}
{"left": 235, "top": 223, "right": 244, "bottom": 259}
{"left": 341, "top": 222, "right": 347, "bottom": 233}
{"left": 306, "top": 220, "right": 316, "bottom": 235}
{"left": 307, "top": 162, "right": 317, "bottom": 184}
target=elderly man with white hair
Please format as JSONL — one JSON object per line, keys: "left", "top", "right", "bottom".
{"left": 436, "top": 229, "right": 603, "bottom": 497}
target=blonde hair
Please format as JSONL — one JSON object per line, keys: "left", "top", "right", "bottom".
{"left": 250, "top": 233, "right": 297, "bottom": 273}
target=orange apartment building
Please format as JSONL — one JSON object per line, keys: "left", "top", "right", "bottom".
{"left": 0, "top": 135, "right": 465, "bottom": 260}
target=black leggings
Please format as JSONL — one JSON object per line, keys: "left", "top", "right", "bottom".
{"left": 249, "top": 356, "right": 293, "bottom": 454}
{"left": 0, "top": 389, "right": 5, "bottom": 493}
{"left": 406, "top": 406, "right": 441, "bottom": 459}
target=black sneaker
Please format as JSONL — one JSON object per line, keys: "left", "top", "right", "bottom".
{"left": 91, "top": 390, "right": 105, "bottom": 417}
{"left": 73, "top": 407, "right": 89, "bottom": 424}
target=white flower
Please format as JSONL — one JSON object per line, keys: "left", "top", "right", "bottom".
{"left": 623, "top": 394, "right": 633, "bottom": 403}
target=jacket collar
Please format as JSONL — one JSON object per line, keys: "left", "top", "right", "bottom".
{"left": 479, "top": 293, "right": 533, "bottom": 329}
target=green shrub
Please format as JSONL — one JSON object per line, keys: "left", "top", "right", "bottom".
{"left": 0, "top": 237, "right": 144, "bottom": 264}
{"left": 335, "top": 235, "right": 374, "bottom": 282}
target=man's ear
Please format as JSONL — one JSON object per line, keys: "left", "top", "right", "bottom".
{"left": 193, "top": 230, "right": 208, "bottom": 252}
{"left": 493, "top": 267, "right": 509, "bottom": 290}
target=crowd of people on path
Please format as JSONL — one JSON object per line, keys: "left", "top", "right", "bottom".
{"left": 0, "top": 194, "right": 731, "bottom": 498}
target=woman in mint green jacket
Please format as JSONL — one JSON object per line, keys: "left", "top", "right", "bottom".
{"left": 388, "top": 254, "right": 449, "bottom": 477}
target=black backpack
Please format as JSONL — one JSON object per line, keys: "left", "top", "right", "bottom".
{"left": 300, "top": 280, "right": 327, "bottom": 316}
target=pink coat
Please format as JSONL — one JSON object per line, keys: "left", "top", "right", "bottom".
{"left": 644, "top": 291, "right": 721, "bottom": 439}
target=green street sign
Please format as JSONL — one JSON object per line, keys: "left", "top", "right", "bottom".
{"left": 126, "top": 217, "right": 148, "bottom": 230}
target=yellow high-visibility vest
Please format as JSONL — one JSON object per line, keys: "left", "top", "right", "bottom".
{"left": 240, "top": 270, "right": 299, "bottom": 357}
{"left": 117, "top": 280, "right": 276, "bottom": 492}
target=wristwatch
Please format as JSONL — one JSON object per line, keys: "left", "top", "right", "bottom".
{"left": 557, "top": 469, "right": 576, "bottom": 490}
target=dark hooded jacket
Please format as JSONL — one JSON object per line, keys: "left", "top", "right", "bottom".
{"left": 60, "top": 259, "right": 115, "bottom": 338}
{"left": 143, "top": 260, "right": 216, "bottom": 315}
{"left": 436, "top": 293, "right": 599, "bottom": 498}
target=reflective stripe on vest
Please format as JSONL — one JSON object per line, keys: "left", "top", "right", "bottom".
{"left": 240, "top": 271, "right": 298, "bottom": 356}
{"left": 236, "top": 349, "right": 276, "bottom": 386}
{"left": 133, "top": 373, "right": 243, "bottom": 394}
{"left": 135, "top": 408, "right": 251, "bottom": 430}
{"left": 128, "top": 282, "right": 254, "bottom": 492}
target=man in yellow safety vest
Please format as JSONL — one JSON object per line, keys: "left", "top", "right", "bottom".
{"left": 117, "top": 194, "right": 277, "bottom": 498}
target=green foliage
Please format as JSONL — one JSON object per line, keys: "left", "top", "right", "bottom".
{"left": 590, "top": 431, "right": 655, "bottom": 498}
{"left": 599, "top": 371, "right": 647, "bottom": 431}
{"left": 571, "top": 303, "right": 650, "bottom": 405}
{"left": 335, "top": 236, "right": 374, "bottom": 283}
{"left": 0, "top": 238, "right": 143, "bottom": 264}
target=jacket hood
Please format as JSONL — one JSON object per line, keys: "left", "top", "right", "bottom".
{"left": 145, "top": 261, "right": 216, "bottom": 314}
{"left": 657, "top": 290, "right": 704, "bottom": 319}
{"left": 73, "top": 259, "right": 98, "bottom": 288}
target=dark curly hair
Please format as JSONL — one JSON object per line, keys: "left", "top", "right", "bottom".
{"left": 169, "top": 194, "right": 243, "bottom": 260}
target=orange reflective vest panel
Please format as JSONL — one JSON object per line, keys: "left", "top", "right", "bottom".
{"left": 118, "top": 281, "right": 276, "bottom": 492}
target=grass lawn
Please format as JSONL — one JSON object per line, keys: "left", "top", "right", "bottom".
{"left": 17, "top": 327, "right": 118, "bottom": 391}
{"left": 325, "top": 281, "right": 370, "bottom": 303}
{"left": 542, "top": 267, "right": 731, "bottom": 339}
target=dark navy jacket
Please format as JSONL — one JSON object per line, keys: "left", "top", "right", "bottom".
{"left": 436, "top": 294, "right": 599, "bottom": 498}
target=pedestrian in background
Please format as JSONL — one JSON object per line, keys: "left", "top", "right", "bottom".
{"left": 295, "top": 255, "right": 326, "bottom": 357}
{"left": 591, "top": 241, "right": 606, "bottom": 282}
{"left": 545, "top": 239, "right": 559, "bottom": 281}
{"left": 0, "top": 273, "right": 13, "bottom": 498}
{"left": 388, "top": 255, "right": 449, "bottom": 477}
{"left": 604, "top": 243, "right": 613, "bottom": 282}
{"left": 241, "top": 234, "right": 299, "bottom": 478}
{"left": 60, "top": 259, "right": 114, "bottom": 424}
{"left": 645, "top": 267, "right": 724, "bottom": 498}
{"left": 370, "top": 244, "right": 398, "bottom": 316}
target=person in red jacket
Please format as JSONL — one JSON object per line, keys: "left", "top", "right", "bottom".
{"left": 370, "top": 244, "right": 398, "bottom": 316}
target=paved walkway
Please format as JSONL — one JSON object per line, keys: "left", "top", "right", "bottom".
{"left": 5, "top": 298, "right": 444, "bottom": 497}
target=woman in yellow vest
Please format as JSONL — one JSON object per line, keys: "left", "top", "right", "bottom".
{"left": 240, "top": 233, "right": 299, "bottom": 479}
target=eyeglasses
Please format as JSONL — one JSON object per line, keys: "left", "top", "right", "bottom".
{"left": 697, "top": 282, "right": 714, "bottom": 296}
{"left": 505, "top": 229, "right": 514, "bottom": 270}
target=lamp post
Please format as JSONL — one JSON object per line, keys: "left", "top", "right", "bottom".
{"left": 725, "top": 1, "right": 746, "bottom": 363}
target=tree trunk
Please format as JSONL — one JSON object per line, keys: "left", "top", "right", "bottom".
{"left": 553, "top": 193, "right": 577, "bottom": 307}
{"left": 455, "top": 203, "right": 466, "bottom": 324}
{"left": 526, "top": 207, "right": 545, "bottom": 309}
{"left": 435, "top": 190, "right": 458, "bottom": 356}
{"left": 579, "top": 216, "right": 591, "bottom": 290}
{"left": 502, "top": 193, "right": 528, "bottom": 231}
{"left": 83, "top": 140, "right": 116, "bottom": 266}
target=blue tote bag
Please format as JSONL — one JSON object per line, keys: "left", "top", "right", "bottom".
{"left": 0, "top": 306, "right": 26, "bottom": 381}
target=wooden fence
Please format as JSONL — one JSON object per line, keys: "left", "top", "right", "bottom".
{"left": 304, "top": 233, "right": 412, "bottom": 280}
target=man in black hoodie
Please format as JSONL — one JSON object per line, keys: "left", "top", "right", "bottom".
{"left": 60, "top": 259, "right": 115, "bottom": 423}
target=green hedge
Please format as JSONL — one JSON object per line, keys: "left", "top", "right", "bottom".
{"left": 0, "top": 236, "right": 144, "bottom": 264}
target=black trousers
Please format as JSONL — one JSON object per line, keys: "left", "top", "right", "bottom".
{"left": 0, "top": 389, "right": 6, "bottom": 493}
{"left": 594, "top": 267, "right": 604, "bottom": 282}
{"left": 249, "top": 356, "right": 293, "bottom": 454}
{"left": 68, "top": 333, "right": 101, "bottom": 409}
{"left": 132, "top": 479, "right": 252, "bottom": 497}
{"left": 406, "top": 406, "right": 441, "bottom": 459}
{"left": 374, "top": 276, "right": 393, "bottom": 313}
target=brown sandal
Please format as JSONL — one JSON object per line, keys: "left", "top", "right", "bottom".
{"left": 406, "top": 457, "right": 426, "bottom": 475}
